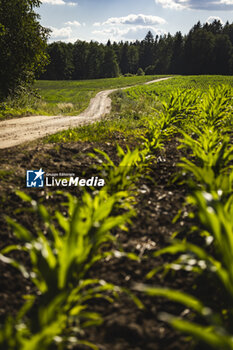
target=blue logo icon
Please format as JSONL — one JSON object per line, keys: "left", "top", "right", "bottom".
{"left": 26, "top": 169, "right": 45, "bottom": 188}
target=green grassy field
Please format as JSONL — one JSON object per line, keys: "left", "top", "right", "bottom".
{"left": 46, "top": 75, "right": 233, "bottom": 143}
{"left": 34, "top": 75, "right": 166, "bottom": 115}
{"left": 0, "top": 75, "right": 167, "bottom": 120}
{"left": 2, "top": 75, "right": 232, "bottom": 121}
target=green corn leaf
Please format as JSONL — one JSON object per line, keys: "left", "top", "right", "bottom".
{"left": 0, "top": 244, "right": 27, "bottom": 255}
{"left": 135, "top": 284, "right": 208, "bottom": 315}
{"left": 76, "top": 340, "right": 99, "bottom": 350}
{"left": 0, "top": 254, "right": 30, "bottom": 279}
{"left": 80, "top": 312, "right": 103, "bottom": 328}
{"left": 92, "top": 148, "right": 115, "bottom": 166}
{"left": 38, "top": 204, "right": 50, "bottom": 223}
{"left": 16, "top": 190, "right": 32, "bottom": 203}
{"left": 162, "top": 315, "right": 233, "bottom": 350}
{"left": 6, "top": 217, "right": 33, "bottom": 241}
{"left": 70, "top": 305, "right": 87, "bottom": 316}
{"left": 22, "top": 315, "right": 66, "bottom": 350}
{"left": 55, "top": 211, "right": 69, "bottom": 233}
{"left": 37, "top": 232, "right": 57, "bottom": 269}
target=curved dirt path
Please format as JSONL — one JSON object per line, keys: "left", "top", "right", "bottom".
{"left": 0, "top": 77, "right": 172, "bottom": 149}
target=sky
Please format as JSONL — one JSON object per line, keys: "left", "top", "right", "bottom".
{"left": 38, "top": 0, "right": 233, "bottom": 43}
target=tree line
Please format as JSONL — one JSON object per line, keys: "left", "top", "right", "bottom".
{"left": 1, "top": 0, "right": 233, "bottom": 101}
{"left": 41, "top": 20, "right": 233, "bottom": 81}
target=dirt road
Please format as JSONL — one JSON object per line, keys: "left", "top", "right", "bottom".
{"left": 0, "top": 77, "right": 171, "bottom": 149}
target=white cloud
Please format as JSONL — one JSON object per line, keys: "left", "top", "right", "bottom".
{"left": 92, "top": 13, "right": 166, "bottom": 43}
{"left": 155, "top": 0, "right": 233, "bottom": 10}
{"left": 62, "top": 37, "right": 80, "bottom": 43}
{"left": 93, "top": 25, "right": 166, "bottom": 42}
{"left": 42, "top": 0, "right": 77, "bottom": 5}
{"left": 206, "top": 16, "right": 223, "bottom": 24}
{"left": 42, "top": 0, "right": 66, "bottom": 4}
{"left": 220, "top": 0, "right": 233, "bottom": 3}
{"left": 123, "top": 26, "right": 166, "bottom": 39}
{"left": 103, "top": 14, "right": 166, "bottom": 26}
{"left": 49, "top": 26, "right": 72, "bottom": 39}
{"left": 155, "top": 0, "right": 187, "bottom": 9}
{"left": 65, "top": 20, "right": 81, "bottom": 27}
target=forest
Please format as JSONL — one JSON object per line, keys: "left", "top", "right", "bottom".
{"left": 41, "top": 20, "right": 233, "bottom": 81}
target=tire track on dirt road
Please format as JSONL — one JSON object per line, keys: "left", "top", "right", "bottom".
{"left": 0, "top": 77, "right": 172, "bottom": 149}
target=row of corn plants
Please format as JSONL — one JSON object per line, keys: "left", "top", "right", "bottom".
{"left": 0, "top": 144, "right": 150, "bottom": 350}
{"left": 136, "top": 84, "right": 233, "bottom": 349}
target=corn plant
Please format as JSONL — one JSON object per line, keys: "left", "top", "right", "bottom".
{"left": 140, "top": 118, "right": 165, "bottom": 156}
{"left": 0, "top": 306, "right": 68, "bottom": 350}
{"left": 140, "top": 88, "right": 201, "bottom": 159}
{"left": 136, "top": 190, "right": 233, "bottom": 350}
{"left": 176, "top": 85, "right": 233, "bottom": 193}
{"left": 178, "top": 126, "right": 233, "bottom": 192}
{"left": 89, "top": 143, "right": 150, "bottom": 197}
{"left": 161, "top": 88, "right": 200, "bottom": 125}
{"left": 198, "top": 85, "right": 233, "bottom": 128}
{"left": 0, "top": 188, "right": 138, "bottom": 349}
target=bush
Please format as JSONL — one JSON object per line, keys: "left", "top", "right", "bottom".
{"left": 136, "top": 68, "right": 145, "bottom": 76}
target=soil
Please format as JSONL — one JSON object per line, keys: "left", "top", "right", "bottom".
{"left": 0, "top": 132, "right": 211, "bottom": 350}
{"left": 0, "top": 77, "right": 172, "bottom": 149}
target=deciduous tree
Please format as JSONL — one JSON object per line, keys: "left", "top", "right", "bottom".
{"left": 0, "top": 0, "right": 49, "bottom": 98}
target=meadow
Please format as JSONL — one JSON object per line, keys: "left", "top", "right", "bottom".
{"left": 46, "top": 75, "right": 233, "bottom": 143}
{"left": 0, "top": 75, "right": 165, "bottom": 119}
{"left": 0, "top": 75, "right": 233, "bottom": 350}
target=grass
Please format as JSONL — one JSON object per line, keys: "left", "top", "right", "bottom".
{"left": 45, "top": 75, "right": 233, "bottom": 144}
{"left": 1, "top": 75, "right": 233, "bottom": 121}
{"left": 0, "top": 75, "right": 166, "bottom": 120}
{"left": 34, "top": 75, "right": 166, "bottom": 115}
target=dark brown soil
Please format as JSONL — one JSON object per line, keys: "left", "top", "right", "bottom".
{"left": 0, "top": 136, "right": 204, "bottom": 350}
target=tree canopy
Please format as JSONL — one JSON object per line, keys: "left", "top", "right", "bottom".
{"left": 41, "top": 20, "right": 233, "bottom": 81}
{"left": 0, "top": 0, "right": 49, "bottom": 98}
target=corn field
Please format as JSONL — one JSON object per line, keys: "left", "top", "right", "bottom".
{"left": 1, "top": 81, "right": 233, "bottom": 350}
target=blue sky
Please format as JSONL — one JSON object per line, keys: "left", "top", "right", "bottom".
{"left": 38, "top": 0, "right": 233, "bottom": 43}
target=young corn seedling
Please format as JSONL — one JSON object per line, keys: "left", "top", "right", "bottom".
{"left": 161, "top": 88, "right": 200, "bottom": 126}
{"left": 90, "top": 143, "right": 150, "bottom": 198}
{"left": 178, "top": 126, "right": 233, "bottom": 192}
{"left": 136, "top": 189, "right": 233, "bottom": 350}
{"left": 140, "top": 88, "right": 201, "bottom": 160}
{"left": 198, "top": 85, "right": 233, "bottom": 128}
{"left": 140, "top": 118, "right": 165, "bottom": 156}
{"left": 0, "top": 188, "right": 137, "bottom": 349}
